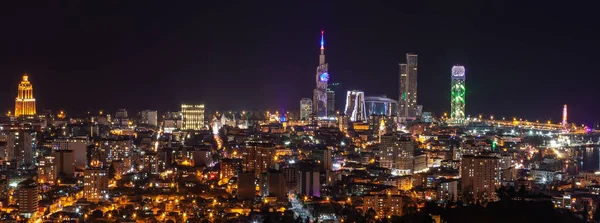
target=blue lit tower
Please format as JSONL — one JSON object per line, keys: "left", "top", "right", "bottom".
{"left": 313, "top": 30, "right": 329, "bottom": 117}
{"left": 451, "top": 66, "right": 466, "bottom": 121}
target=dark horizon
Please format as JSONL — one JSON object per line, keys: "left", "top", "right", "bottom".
{"left": 1, "top": 1, "right": 598, "bottom": 124}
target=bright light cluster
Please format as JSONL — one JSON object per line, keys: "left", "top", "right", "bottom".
{"left": 451, "top": 65, "right": 466, "bottom": 77}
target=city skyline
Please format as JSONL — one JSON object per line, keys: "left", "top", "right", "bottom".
{"left": 0, "top": 2, "right": 598, "bottom": 124}
{"left": 1, "top": 2, "right": 599, "bottom": 222}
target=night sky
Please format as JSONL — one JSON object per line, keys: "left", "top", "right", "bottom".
{"left": 1, "top": 1, "right": 598, "bottom": 124}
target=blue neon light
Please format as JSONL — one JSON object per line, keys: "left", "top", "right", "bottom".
{"left": 320, "top": 31, "right": 324, "bottom": 48}
{"left": 320, "top": 72, "right": 329, "bottom": 82}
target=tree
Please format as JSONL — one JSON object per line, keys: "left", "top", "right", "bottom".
{"left": 496, "top": 185, "right": 507, "bottom": 201}
{"left": 446, "top": 194, "right": 456, "bottom": 208}
{"left": 402, "top": 203, "right": 417, "bottom": 216}
{"left": 507, "top": 185, "right": 516, "bottom": 199}
{"left": 594, "top": 205, "right": 600, "bottom": 222}
{"left": 365, "top": 208, "right": 377, "bottom": 223}
{"left": 583, "top": 202, "right": 590, "bottom": 221}
{"left": 91, "top": 210, "right": 103, "bottom": 218}
{"left": 462, "top": 189, "right": 474, "bottom": 204}
{"left": 517, "top": 185, "right": 527, "bottom": 198}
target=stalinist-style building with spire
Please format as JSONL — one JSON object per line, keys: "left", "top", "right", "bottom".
{"left": 313, "top": 30, "right": 329, "bottom": 118}
{"left": 15, "top": 74, "right": 36, "bottom": 117}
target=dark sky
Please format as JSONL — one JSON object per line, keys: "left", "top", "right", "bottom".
{"left": 1, "top": 1, "right": 598, "bottom": 124}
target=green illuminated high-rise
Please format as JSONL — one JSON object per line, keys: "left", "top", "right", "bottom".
{"left": 451, "top": 66, "right": 465, "bottom": 121}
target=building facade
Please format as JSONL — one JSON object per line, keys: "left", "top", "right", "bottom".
{"left": 141, "top": 110, "right": 158, "bottom": 126}
{"left": 365, "top": 95, "right": 398, "bottom": 117}
{"left": 297, "top": 164, "right": 320, "bottom": 197}
{"left": 363, "top": 194, "right": 403, "bottom": 218}
{"left": 37, "top": 156, "right": 56, "bottom": 185}
{"left": 300, "top": 98, "right": 313, "bottom": 120}
{"left": 242, "top": 142, "right": 276, "bottom": 178}
{"left": 237, "top": 172, "right": 256, "bottom": 200}
{"left": 379, "top": 133, "right": 414, "bottom": 175}
{"left": 52, "top": 150, "right": 74, "bottom": 179}
{"left": 53, "top": 136, "right": 88, "bottom": 167}
{"left": 18, "top": 180, "right": 38, "bottom": 219}
{"left": 460, "top": 155, "right": 501, "bottom": 201}
{"left": 15, "top": 75, "right": 36, "bottom": 117}
{"left": 260, "top": 169, "right": 286, "bottom": 200}
{"left": 84, "top": 168, "right": 109, "bottom": 202}
{"left": 344, "top": 90, "right": 366, "bottom": 122}
{"left": 182, "top": 104, "right": 205, "bottom": 130}
{"left": 327, "top": 90, "right": 335, "bottom": 115}
{"left": 398, "top": 54, "right": 418, "bottom": 121}
{"left": 6, "top": 130, "right": 34, "bottom": 168}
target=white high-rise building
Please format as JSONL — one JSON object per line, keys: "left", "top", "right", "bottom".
{"left": 300, "top": 98, "right": 312, "bottom": 120}
{"left": 344, "top": 90, "right": 366, "bottom": 122}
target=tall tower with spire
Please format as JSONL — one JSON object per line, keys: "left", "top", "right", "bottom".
{"left": 15, "top": 74, "right": 36, "bottom": 117}
{"left": 313, "top": 30, "right": 329, "bottom": 117}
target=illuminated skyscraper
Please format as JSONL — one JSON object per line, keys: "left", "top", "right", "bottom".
{"left": 461, "top": 155, "right": 500, "bottom": 201}
{"left": 313, "top": 30, "right": 329, "bottom": 117}
{"left": 84, "top": 168, "right": 108, "bottom": 202}
{"left": 15, "top": 74, "right": 36, "bottom": 117}
{"left": 18, "top": 179, "right": 38, "bottom": 219}
{"left": 451, "top": 66, "right": 466, "bottom": 121}
{"left": 344, "top": 90, "right": 366, "bottom": 122}
{"left": 181, "top": 104, "right": 205, "bottom": 130}
{"left": 300, "top": 98, "right": 312, "bottom": 120}
{"left": 398, "top": 54, "right": 418, "bottom": 121}
{"left": 379, "top": 133, "right": 414, "bottom": 175}
{"left": 37, "top": 156, "right": 56, "bottom": 185}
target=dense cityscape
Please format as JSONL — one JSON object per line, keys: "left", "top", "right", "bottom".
{"left": 0, "top": 27, "right": 599, "bottom": 223}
